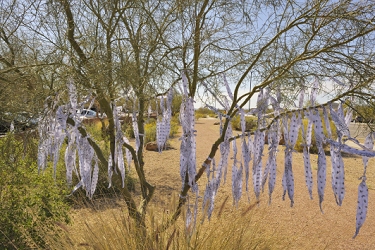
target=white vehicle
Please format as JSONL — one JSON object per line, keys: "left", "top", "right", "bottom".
{"left": 79, "top": 109, "right": 97, "bottom": 119}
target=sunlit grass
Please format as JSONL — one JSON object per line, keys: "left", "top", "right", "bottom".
{"left": 50, "top": 191, "right": 283, "bottom": 250}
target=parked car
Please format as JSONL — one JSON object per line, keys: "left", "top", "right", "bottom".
{"left": 79, "top": 109, "right": 98, "bottom": 119}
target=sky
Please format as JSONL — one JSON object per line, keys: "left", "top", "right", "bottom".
{"left": 193, "top": 78, "right": 341, "bottom": 110}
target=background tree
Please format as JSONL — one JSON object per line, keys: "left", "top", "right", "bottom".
{"left": 0, "top": 0, "right": 57, "bottom": 130}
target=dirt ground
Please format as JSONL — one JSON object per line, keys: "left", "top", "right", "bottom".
{"left": 143, "top": 117, "right": 375, "bottom": 250}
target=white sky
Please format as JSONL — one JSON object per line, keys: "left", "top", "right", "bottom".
{"left": 193, "top": 79, "right": 341, "bottom": 110}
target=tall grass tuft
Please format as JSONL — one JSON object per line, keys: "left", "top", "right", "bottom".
{"left": 53, "top": 191, "right": 282, "bottom": 250}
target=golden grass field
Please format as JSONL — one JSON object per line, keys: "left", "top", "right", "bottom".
{"left": 62, "top": 118, "right": 375, "bottom": 250}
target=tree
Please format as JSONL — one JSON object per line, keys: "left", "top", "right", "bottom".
{"left": 2, "top": 0, "right": 375, "bottom": 242}
{"left": 36, "top": 0, "right": 265, "bottom": 230}
{"left": 159, "top": 0, "right": 375, "bottom": 236}
{"left": 0, "top": 0, "right": 52, "bottom": 130}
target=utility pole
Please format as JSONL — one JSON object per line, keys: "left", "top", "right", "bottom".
{"left": 248, "top": 71, "right": 252, "bottom": 112}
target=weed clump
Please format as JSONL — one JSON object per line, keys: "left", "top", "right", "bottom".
{"left": 231, "top": 115, "right": 258, "bottom": 131}
{"left": 294, "top": 118, "right": 337, "bottom": 154}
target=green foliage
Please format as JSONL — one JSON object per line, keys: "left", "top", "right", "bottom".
{"left": 195, "top": 107, "right": 216, "bottom": 118}
{"left": 124, "top": 122, "right": 135, "bottom": 138}
{"left": 195, "top": 112, "right": 206, "bottom": 120}
{"left": 0, "top": 133, "right": 70, "bottom": 249}
{"left": 84, "top": 118, "right": 110, "bottom": 150}
{"left": 144, "top": 119, "right": 157, "bottom": 144}
{"left": 170, "top": 116, "right": 180, "bottom": 136}
{"left": 294, "top": 117, "right": 337, "bottom": 154}
{"left": 171, "top": 94, "right": 183, "bottom": 116}
{"left": 148, "top": 94, "right": 182, "bottom": 117}
{"left": 80, "top": 122, "right": 136, "bottom": 195}
{"left": 144, "top": 117, "right": 180, "bottom": 144}
{"left": 353, "top": 101, "right": 375, "bottom": 123}
{"left": 231, "top": 115, "right": 258, "bottom": 131}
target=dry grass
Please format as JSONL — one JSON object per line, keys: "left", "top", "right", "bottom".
{"left": 51, "top": 192, "right": 283, "bottom": 250}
